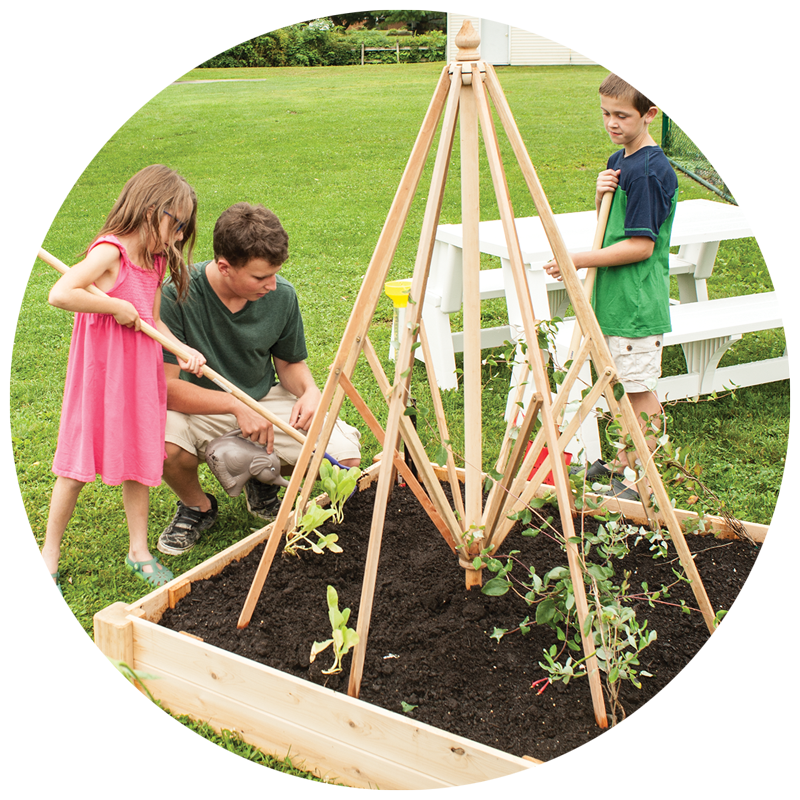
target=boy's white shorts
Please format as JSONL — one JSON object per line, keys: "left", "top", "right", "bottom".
{"left": 604, "top": 334, "right": 663, "bottom": 394}
{"left": 165, "top": 383, "right": 362, "bottom": 466}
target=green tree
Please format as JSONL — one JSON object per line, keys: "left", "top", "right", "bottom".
{"left": 11, "top": 10, "right": 116, "bottom": 70}
{"left": 330, "top": 11, "right": 446, "bottom": 34}
{"left": 375, "top": 11, "right": 446, "bottom": 33}
{"left": 284, "top": 8, "right": 381, "bottom": 29}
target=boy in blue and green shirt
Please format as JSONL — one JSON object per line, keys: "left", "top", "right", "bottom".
{"left": 545, "top": 74, "right": 679, "bottom": 492}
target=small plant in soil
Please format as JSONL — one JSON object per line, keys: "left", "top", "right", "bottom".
{"left": 284, "top": 500, "right": 340, "bottom": 556}
{"left": 309, "top": 585, "right": 360, "bottom": 675}
{"left": 319, "top": 461, "right": 362, "bottom": 523}
{"left": 284, "top": 464, "right": 362, "bottom": 556}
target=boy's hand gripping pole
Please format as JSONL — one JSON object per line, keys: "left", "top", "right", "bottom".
{"left": 38, "top": 248, "right": 348, "bottom": 468}
{"left": 564, "top": 190, "right": 613, "bottom": 362}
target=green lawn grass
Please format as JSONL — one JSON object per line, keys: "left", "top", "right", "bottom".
{"left": 11, "top": 62, "right": 788, "bottom": 775}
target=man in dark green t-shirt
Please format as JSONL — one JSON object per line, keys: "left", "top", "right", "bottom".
{"left": 157, "top": 203, "right": 361, "bottom": 556}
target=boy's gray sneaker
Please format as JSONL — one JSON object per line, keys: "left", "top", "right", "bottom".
{"left": 610, "top": 478, "right": 641, "bottom": 502}
{"left": 244, "top": 479, "right": 281, "bottom": 521}
{"left": 585, "top": 459, "right": 625, "bottom": 479}
{"left": 157, "top": 493, "right": 218, "bottom": 555}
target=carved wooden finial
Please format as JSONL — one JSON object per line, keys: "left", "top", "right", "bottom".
{"left": 455, "top": 19, "right": 480, "bottom": 61}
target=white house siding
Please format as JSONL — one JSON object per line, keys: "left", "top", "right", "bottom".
{"left": 447, "top": 9, "right": 789, "bottom": 66}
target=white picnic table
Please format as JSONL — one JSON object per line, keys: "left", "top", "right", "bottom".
{"left": 416, "top": 198, "right": 786, "bottom": 462}
{"left": 423, "top": 200, "right": 790, "bottom": 389}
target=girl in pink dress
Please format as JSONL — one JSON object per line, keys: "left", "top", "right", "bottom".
{"left": 41, "top": 165, "right": 206, "bottom": 591}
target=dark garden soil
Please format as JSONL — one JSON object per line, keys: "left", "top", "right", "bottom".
{"left": 158, "top": 481, "right": 761, "bottom": 762}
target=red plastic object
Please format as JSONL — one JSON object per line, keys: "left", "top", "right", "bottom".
{"left": 525, "top": 443, "right": 572, "bottom": 485}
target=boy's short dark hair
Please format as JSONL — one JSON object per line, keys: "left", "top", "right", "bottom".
{"left": 599, "top": 73, "right": 655, "bottom": 118}
{"left": 213, "top": 202, "right": 289, "bottom": 267}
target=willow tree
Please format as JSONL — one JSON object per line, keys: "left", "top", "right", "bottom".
{"left": 11, "top": 10, "right": 116, "bottom": 70}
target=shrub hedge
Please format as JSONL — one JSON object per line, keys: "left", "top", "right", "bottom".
{"left": 199, "top": 23, "right": 447, "bottom": 68}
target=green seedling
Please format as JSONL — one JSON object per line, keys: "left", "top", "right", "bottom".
{"left": 284, "top": 500, "right": 339, "bottom": 556}
{"left": 319, "top": 461, "right": 362, "bottom": 523}
{"left": 310, "top": 585, "right": 360, "bottom": 675}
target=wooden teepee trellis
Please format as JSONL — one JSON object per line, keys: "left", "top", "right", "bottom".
{"left": 236, "top": 21, "right": 717, "bottom": 729}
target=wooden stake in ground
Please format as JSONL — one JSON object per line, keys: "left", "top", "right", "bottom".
{"left": 236, "top": 63, "right": 457, "bottom": 631}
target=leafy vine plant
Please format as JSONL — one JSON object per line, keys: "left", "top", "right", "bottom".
{"left": 478, "top": 500, "right": 706, "bottom": 723}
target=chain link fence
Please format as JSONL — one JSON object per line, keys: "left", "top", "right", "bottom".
{"left": 661, "top": 15, "right": 789, "bottom": 211}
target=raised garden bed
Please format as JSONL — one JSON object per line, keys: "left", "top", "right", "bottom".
{"left": 94, "top": 462, "right": 765, "bottom": 789}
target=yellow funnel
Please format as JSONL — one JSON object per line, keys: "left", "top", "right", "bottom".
{"left": 384, "top": 279, "right": 413, "bottom": 308}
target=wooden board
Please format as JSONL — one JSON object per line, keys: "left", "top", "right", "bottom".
{"left": 129, "top": 618, "right": 533, "bottom": 789}
{"left": 94, "top": 459, "right": 766, "bottom": 789}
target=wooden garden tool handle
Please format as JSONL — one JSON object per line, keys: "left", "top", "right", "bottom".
{"left": 38, "top": 247, "right": 306, "bottom": 446}
{"left": 564, "top": 190, "right": 613, "bottom": 362}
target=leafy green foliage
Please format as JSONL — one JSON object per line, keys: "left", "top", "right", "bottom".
{"left": 479, "top": 509, "right": 697, "bottom": 722}
{"left": 283, "top": 500, "right": 339, "bottom": 556}
{"left": 198, "top": 20, "right": 446, "bottom": 69}
{"left": 11, "top": 646, "right": 183, "bottom": 790}
{"left": 319, "top": 461, "right": 362, "bottom": 523}
{"left": 310, "top": 585, "right": 360, "bottom": 674}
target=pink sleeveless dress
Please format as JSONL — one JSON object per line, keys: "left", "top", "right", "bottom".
{"left": 52, "top": 235, "right": 168, "bottom": 487}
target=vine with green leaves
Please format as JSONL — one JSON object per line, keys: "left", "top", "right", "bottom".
{"left": 474, "top": 396, "right": 739, "bottom": 722}
{"left": 389, "top": 309, "right": 741, "bottom": 723}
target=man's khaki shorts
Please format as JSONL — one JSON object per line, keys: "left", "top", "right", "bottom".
{"left": 166, "top": 384, "right": 362, "bottom": 465}
{"left": 605, "top": 334, "right": 663, "bottom": 394}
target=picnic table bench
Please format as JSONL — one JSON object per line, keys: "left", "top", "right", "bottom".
{"left": 415, "top": 198, "right": 787, "bottom": 461}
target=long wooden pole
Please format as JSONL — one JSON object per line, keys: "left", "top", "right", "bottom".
{"left": 459, "top": 68, "right": 484, "bottom": 562}
{"left": 38, "top": 247, "right": 306, "bottom": 447}
{"left": 478, "top": 64, "right": 608, "bottom": 727}
{"left": 236, "top": 65, "right": 453, "bottom": 630}
{"left": 483, "top": 63, "right": 716, "bottom": 635}
{"left": 417, "top": 319, "right": 466, "bottom": 526}
{"left": 564, "top": 190, "right": 613, "bottom": 361}
{"left": 346, "top": 68, "right": 466, "bottom": 696}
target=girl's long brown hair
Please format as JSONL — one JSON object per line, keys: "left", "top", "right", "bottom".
{"left": 92, "top": 164, "right": 197, "bottom": 301}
